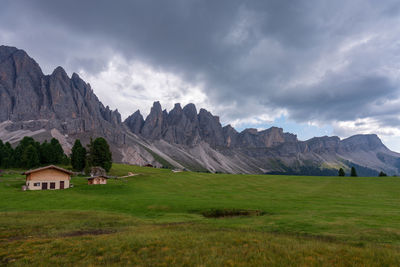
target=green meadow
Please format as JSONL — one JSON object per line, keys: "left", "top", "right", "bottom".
{"left": 1, "top": 164, "right": 400, "bottom": 266}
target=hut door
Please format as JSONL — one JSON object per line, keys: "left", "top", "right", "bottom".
{"left": 42, "top": 182, "right": 48, "bottom": 190}
{"left": 60, "top": 181, "right": 64, "bottom": 189}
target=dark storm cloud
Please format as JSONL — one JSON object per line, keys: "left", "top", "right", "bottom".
{"left": 1, "top": 0, "right": 400, "bottom": 131}
{"left": 274, "top": 74, "right": 398, "bottom": 122}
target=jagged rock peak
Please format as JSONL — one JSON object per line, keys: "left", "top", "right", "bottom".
{"left": 223, "top": 124, "right": 239, "bottom": 147}
{"left": 199, "top": 108, "right": 222, "bottom": 123}
{"left": 152, "top": 101, "right": 162, "bottom": 111}
{"left": 198, "top": 108, "right": 224, "bottom": 147}
{"left": 0, "top": 45, "right": 43, "bottom": 76}
{"left": 141, "top": 101, "right": 165, "bottom": 139}
{"left": 0, "top": 46, "right": 45, "bottom": 122}
{"left": 127, "top": 109, "right": 142, "bottom": 117}
{"left": 71, "top": 72, "right": 91, "bottom": 94}
{"left": 223, "top": 124, "right": 237, "bottom": 132}
{"left": 183, "top": 103, "right": 196, "bottom": 110}
{"left": 0, "top": 45, "right": 123, "bottom": 129}
{"left": 183, "top": 103, "right": 198, "bottom": 121}
{"left": 71, "top": 72, "right": 81, "bottom": 80}
{"left": 0, "top": 45, "right": 18, "bottom": 52}
{"left": 51, "top": 66, "right": 71, "bottom": 81}
{"left": 52, "top": 66, "right": 68, "bottom": 75}
{"left": 173, "top": 103, "right": 182, "bottom": 110}
{"left": 0, "top": 45, "right": 19, "bottom": 60}
{"left": 168, "top": 103, "right": 184, "bottom": 124}
{"left": 0, "top": 46, "right": 35, "bottom": 64}
{"left": 124, "top": 102, "right": 303, "bottom": 149}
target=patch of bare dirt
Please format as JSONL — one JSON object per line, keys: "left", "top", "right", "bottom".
{"left": 201, "top": 209, "right": 267, "bottom": 218}
{"left": 60, "top": 229, "right": 115, "bottom": 237}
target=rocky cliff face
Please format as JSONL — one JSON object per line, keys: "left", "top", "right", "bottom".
{"left": 1, "top": 45, "right": 400, "bottom": 176}
{"left": 124, "top": 102, "right": 299, "bottom": 150}
{"left": 234, "top": 127, "right": 298, "bottom": 149}
{"left": 0, "top": 46, "right": 121, "bottom": 134}
{"left": 340, "top": 134, "right": 385, "bottom": 152}
{"left": 124, "top": 110, "right": 144, "bottom": 134}
{"left": 122, "top": 101, "right": 400, "bottom": 175}
{"left": 0, "top": 46, "right": 128, "bottom": 160}
{"left": 304, "top": 136, "right": 341, "bottom": 154}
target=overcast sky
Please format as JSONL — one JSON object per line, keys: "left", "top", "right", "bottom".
{"left": 1, "top": 0, "right": 400, "bottom": 151}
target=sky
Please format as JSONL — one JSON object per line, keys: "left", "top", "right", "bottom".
{"left": 1, "top": 0, "right": 400, "bottom": 151}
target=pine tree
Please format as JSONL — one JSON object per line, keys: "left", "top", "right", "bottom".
{"left": 0, "top": 137, "right": 71, "bottom": 169}
{"left": 379, "top": 171, "right": 387, "bottom": 177}
{"left": 22, "top": 144, "right": 40, "bottom": 168}
{"left": 87, "top": 137, "right": 112, "bottom": 172}
{"left": 338, "top": 168, "right": 345, "bottom": 176}
{"left": 49, "top": 138, "right": 64, "bottom": 164}
{"left": 2, "top": 142, "right": 14, "bottom": 168}
{"left": 62, "top": 154, "right": 71, "bottom": 166}
{"left": 350, "top": 167, "right": 357, "bottom": 177}
{"left": 39, "top": 141, "right": 52, "bottom": 165}
{"left": 14, "top": 137, "right": 37, "bottom": 167}
{"left": 71, "top": 139, "right": 86, "bottom": 171}
{"left": 84, "top": 158, "right": 91, "bottom": 175}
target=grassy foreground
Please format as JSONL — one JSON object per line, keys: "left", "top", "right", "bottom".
{"left": 1, "top": 164, "right": 400, "bottom": 266}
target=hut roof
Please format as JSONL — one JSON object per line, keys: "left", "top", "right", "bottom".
{"left": 86, "top": 175, "right": 109, "bottom": 180}
{"left": 23, "top": 165, "right": 73, "bottom": 175}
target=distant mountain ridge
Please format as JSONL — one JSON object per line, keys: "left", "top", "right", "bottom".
{"left": 1, "top": 45, "right": 399, "bottom": 175}
{"left": 124, "top": 101, "right": 387, "bottom": 153}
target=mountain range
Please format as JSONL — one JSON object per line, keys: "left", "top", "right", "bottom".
{"left": 1, "top": 45, "right": 399, "bottom": 176}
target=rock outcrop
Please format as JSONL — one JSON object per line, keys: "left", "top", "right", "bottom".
{"left": 0, "top": 46, "right": 121, "bottom": 136}
{"left": 125, "top": 102, "right": 299, "bottom": 150}
{"left": 124, "top": 110, "right": 144, "bottom": 134}
{"left": 340, "top": 134, "right": 385, "bottom": 152}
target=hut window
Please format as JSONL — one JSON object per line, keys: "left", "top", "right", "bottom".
{"left": 50, "top": 182, "right": 56, "bottom": 189}
{"left": 34, "top": 182, "right": 40, "bottom": 186}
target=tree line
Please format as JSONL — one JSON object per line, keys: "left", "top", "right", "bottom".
{"left": 338, "top": 167, "right": 389, "bottom": 177}
{"left": 0, "top": 137, "right": 112, "bottom": 172}
{"left": 71, "top": 138, "right": 112, "bottom": 172}
{"left": 0, "top": 137, "right": 67, "bottom": 169}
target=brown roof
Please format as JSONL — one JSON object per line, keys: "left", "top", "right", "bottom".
{"left": 87, "top": 175, "right": 109, "bottom": 180}
{"left": 23, "top": 165, "right": 73, "bottom": 175}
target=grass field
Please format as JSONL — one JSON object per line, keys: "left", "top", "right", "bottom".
{"left": 1, "top": 164, "right": 400, "bottom": 266}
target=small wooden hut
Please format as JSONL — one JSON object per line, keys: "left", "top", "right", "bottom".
{"left": 87, "top": 175, "right": 108, "bottom": 185}
{"left": 23, "top": 165, "right": 72, "bottom": 190}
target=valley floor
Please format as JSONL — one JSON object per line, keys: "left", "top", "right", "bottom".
{"left": 1, "top": 164, "right": 400, "bottom": 266}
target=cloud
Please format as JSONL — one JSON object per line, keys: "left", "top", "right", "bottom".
{"left": 1, "top": 0, "right": 400, "bottom": 147}
{"left": 78, "top": 55, "right": 209, "bottom": 119}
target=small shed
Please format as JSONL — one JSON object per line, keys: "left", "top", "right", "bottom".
{"left": 87, "top": 175, "right": 108, "bottom": 185}
{"left": 23, "top": 165, "right": 72, "bottom": 190}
